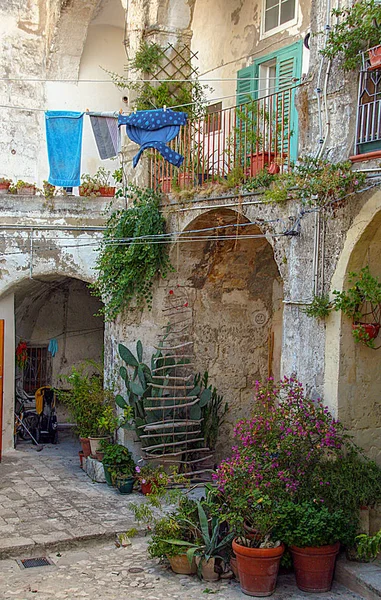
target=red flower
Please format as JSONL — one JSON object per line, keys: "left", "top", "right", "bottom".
{"left": 169, "top": 290, "right": 174, "bottom": 295}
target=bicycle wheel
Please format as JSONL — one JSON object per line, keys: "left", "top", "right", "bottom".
{"left": 19, "top": 413, "right": 39, "bottom": 441}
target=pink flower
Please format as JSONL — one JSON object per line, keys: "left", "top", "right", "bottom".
{"left": 135, "top": 466, "right": 141, "bottom": 473}
{"left": 142, "top": 479, "right": 146, "bottom": 484}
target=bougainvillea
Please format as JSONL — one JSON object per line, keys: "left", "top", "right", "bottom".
{"left": 214, "top": 376, "right": 348, "bottom": 504}
{"left": 15, "top": 341, "right": 28, "bottom": 370}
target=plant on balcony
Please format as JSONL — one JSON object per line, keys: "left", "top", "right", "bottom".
{"left": 14, "top": 180, "right": 36, "bottom": 195}
{"left": 79, "top": 167, "right": 115, "bottom": 198}
{"left": 92, "top": 186, "right": 173, "bottom": 320}
{"left": 0, "top": 177, "right": 12, "bottom": 193}
{"left": 332, "top": 266, "right": 381, "bottom": 347}
{"left": 264, "top": 157, "right": 366, "bottom": 207}
{"left": 322, "top": 0, "right": 381, "bottom": 71}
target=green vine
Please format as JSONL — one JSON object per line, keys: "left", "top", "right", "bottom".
{"left": 92, "top": 186, "right": 173, "bottom": 320}
{"left": 302, "top": 294, "right": 332, "bottom": 319}
{"left": 321, "top": 0, "right": 381, "bottom": 71}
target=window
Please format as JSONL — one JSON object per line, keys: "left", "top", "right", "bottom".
{"left": 205, "top": 102, "right": 222, "bottom": 134}
{"left": 263, "top": 0, "right": 296, "bottom": 35}
{"left": 23, "top": 346, "right": 51, "bottom": 394}
{"left": 236, "top": 41, "right": 303, "bottom": 160}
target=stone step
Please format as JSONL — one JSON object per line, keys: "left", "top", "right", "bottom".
{"left": 335, "top": 555, "right": 381, "bottom": 600}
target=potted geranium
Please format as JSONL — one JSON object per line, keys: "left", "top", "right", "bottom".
{"left": 333, "top": 266, "right": 381, "bottom": 347}
{"left": 79, "top": 167, "right": 115, "bottom": 197}
{"left": 135, "top": 464, "right": 168, "bottom": 495}
{"left": 275, "top": 501, "right": 352, "bottom": 592}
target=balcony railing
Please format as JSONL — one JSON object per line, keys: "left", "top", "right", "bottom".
{"left": 355, "top": 48, "right": 381, "bottom": 156}
{"left": 149, "top": 88, "right": 293, "bottom": 192}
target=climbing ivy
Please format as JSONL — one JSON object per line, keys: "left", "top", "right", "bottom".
{"left": 92, "top": 186, "right": 173, "bottom": 320}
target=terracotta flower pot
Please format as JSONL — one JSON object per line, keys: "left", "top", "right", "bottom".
{"left": 167, "top": 553, "right": 197, "bottom": 575}
{"left": 95, "top": 450, "right": 104, "bottom": 462}
{"left": 17, "top": 186, "right": 36, "bottom": 195}
{"left": 178, "top": 173, "right": 193, "bottom": 189}
{"left": 352, "top": 322, "right": 380, "bottom": 341}
{"left": 78, "top": 450, "right": 85, "bottom": 468}
{"left": 196, "top": 557, "right": 219, "bottom": 582}
{"left": 80, "top": 437, "right": 91, "bottom": 458}
{"left": 160, "top": 177, "right": 172, "bottom": 193}
{"left": 141, "top": 481, "right": 153, "bottom": 495}
{"left": 0, "top": 182, "right": 10, "bottom": 195}
{"left": 99, "top": 186, "right": 115, "bottom": 197}
{"left": 290, "top": 542, "right": 340, "bottom": 593}
{"left": 369, "top": 45, "right": 381, "bottom": 71}
{"left": 232, "top": 538, "right": 285, "bottom": 597}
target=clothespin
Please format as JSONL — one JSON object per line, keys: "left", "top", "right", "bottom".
{"left": 119, "top": 108, "right": 123, "bottom": 114}
{"left": 163, "top": 105, "right": 167, "bottom": 112}
{"left": 134, "top": 107, "right": 137, "bottom": 114}
{"left": 85, "top": 108, "right": 89, "bottom": 113}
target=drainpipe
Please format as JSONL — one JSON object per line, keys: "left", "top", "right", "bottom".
{"left": 0, "top": 320, "right": 4, "bottom": 462}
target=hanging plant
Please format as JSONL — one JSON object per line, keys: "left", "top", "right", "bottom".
{"left": 92, "top": 186, "right": 173, "bottom": 320}
{"left": 333, "top": 267, "right": 381, "bottom": 348}
{"left": 15, "top": 341, "right": 28, "bottom": 369}
{"left": 321, "top": 0, "right": 381, "bottom": 71}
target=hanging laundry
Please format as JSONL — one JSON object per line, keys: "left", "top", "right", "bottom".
{"left": 88, "top": 112, "right": 120, "bottom": 160}
{"left": 118, "top": 108, "right": 187, "bottom": 168}
{"left": 45, "top": 111, "right": 84, "bottom": 187}
{"left": 48, "top": 338, "right": 58, "bottom": 357}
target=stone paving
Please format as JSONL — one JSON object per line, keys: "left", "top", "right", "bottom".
{"left": 0, "top": 432, "right": 139, "bottom": 559}
{"left": 0, "top": 538, "right": 365, "bottom": 600}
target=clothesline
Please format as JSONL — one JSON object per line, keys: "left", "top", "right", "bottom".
{"left": 0, "top": 76, "right": 297, "bottom": 83}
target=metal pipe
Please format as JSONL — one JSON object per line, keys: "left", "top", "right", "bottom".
{"left": 0, "top": 320, "right": 4, "bottom": 462}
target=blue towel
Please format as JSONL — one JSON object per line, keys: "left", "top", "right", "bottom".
{"left": 45, "top": 111, "right": 84, "bottom": 187}
{"left": 118, "top": 109, "right": 188, "bottom": 168}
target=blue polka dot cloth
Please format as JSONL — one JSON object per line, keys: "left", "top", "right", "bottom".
{"left": 118, "top": 108, "right": 188, "bottom": 168}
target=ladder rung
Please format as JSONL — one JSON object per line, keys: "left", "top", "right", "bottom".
{"left": 138, "top": 419, "right": 202, "bottom": 430}
{"left": 144, "top": 398, "right": 199, "bottom": 410}
{"left": 140, "top": 430, "right": 201, "bottom": 439}
{"left": 151, "top": 383, "right": 194, "bottom": 390}
{"left": 146, "top": 395, "right": 198, "bottom": 401}
{"left": 142, "top": 437, "right": 206, "bottom": 451}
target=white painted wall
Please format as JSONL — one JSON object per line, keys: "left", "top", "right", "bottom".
{"left": 0, "top": 294, "right": 15, "bottom": 454}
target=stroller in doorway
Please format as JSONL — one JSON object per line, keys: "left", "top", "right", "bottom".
{"left": 35, "top": 386, "right": 58, "bottom": 444}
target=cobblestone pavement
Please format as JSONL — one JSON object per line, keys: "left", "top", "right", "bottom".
{"left": 0, "top": 538, "right": 365, "bottom": 600}
{"left": 0, "top": 432, "right": 139, "bottom": 558}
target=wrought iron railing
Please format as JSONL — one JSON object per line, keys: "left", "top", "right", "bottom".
{"left": 355, "top": 48, "right": 381, "bottom": 155}
{"left": 149, "top": 88, "right": 293, "bottom": 192}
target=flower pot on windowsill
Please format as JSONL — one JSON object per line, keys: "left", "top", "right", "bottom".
{"left": 290, "top": 542, "right": 340, "bottom": 593}
{"left": 232, "top": 539, "right": 285, "bottom": 597}
{"left": 368, "top": 45, "right": 381, "bottom": 71}
{"left": 167, "top": 553, "right": 197, "bottom": 575}
{"left": 352, "top": 322, "right": 380, "bottom": 341}
{"left": 0, "top": 182, "right": 10, "bottom": 195}
{"left": 17, "top": 186, "right": 36, "bottom": 196}
{"left": 99, "top": 186, "right": 115, "bottom": 197}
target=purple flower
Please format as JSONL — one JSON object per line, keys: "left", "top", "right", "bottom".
{"left": 135, "top": 466, "right": 141, "bottom": 473}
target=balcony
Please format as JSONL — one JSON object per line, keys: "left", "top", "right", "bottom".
{"left": 148, "top": 88, "right": 294, "bottom": 192}
{"left": 352, "top": 46, "right": 381, "bottom": 161}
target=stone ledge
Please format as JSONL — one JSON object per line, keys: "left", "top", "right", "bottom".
{"left": 335, "top": 555, "right": 381, "bottom": 600}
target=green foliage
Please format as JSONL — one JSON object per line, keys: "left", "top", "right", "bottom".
{"left": 101, "top": 442, "right": 135, "bottom": 478}
{"left": 264, "top": 157, "right": 366, "bottom": 207}
{"left": 302, "top": 294, "right": 332, "bottom": 319}
{"left": 92, "top": 186, "right": 173, "bottom": 320}
{"left": 148, "top": 498, "right": 200, "bottom": 558}
{"left": 333, "top": 266, "right": 381, "bottom": 347}
{"left": 235, "top": 100, "right": 288, "bottom": 155}
{"left": 274, "top": 501, "right": 356, "bottom": 548}
{"left": 56, "top": 362, "right": 115, "bottom": 438}
{"left": 108, "top": 41, "right": 210, "bottom": 119}
{"left": 356, "top": 529, "right": 381, "bottom": 561}
{"left": 322, "top": 0, "right": 381, "bottom": 71}
{"left": 242, "top": 169, "right": 276, "bottom": 192}
{"left": 79, "top": 167, "right": 114, "bottom": 197}
{"left": 0, "top": 177, "right": 12, "bottom": 185}
{"left": 131, "top": 41, "right": 163, "bottom": 74}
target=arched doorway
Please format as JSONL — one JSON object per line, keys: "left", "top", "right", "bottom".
{"left": 167, "top": 208, "right": 283, "bottom": 458}
{"left": 325, "top": 190, "right": 381, "bottom": 465}
{"left": 1, "top": 275, "right": 104, "bottom": 453}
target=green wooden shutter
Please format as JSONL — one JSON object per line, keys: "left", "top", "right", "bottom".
{"left": 236, "top": 64, "right": 257, "bottom": 105}
{"left": 275, "top": 41, "right": 302, "bottom": 160}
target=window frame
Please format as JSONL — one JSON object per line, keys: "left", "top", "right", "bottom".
{"left": 261, "top": 0, "right": 298, "bottom": 39}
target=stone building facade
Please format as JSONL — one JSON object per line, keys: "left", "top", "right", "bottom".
{"left": 0, "top": 0, "right": 380, "bottom": 478}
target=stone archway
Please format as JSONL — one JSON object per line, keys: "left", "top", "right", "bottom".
{"left": 0, "top": 274, "right": 104, "bottom": 454}
{"left": 325, "top": 189, "right": 381, "bottom": 465}
{"left": 166, "top": 207, "right": 283, "bottom": 458}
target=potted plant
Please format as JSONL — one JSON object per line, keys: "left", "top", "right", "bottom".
{"left": 275, "top": 501, "right": 350, "bottom": 593}
{"left": 56, "top": 363, "right": 115, "bottom": 458}
{"left": 15, "top": 180, "right": 36, "bottom": 195}
{"left": 135, "top": 464, "right": 168, "bottom": 495}
{"left": 333, "top": 266, "right": 381, "bottom": 347}
{"left": 88, "top": 405, "right": 119, "bottom": 456}
{"left": 113, "top": 448, "right": 136, "bottom": 494}
{"left": 235, "top": 101, "right": 289, "bottom": 177}
{"left": 356, "top": 528, "right": 381, "bottom": 561}
{"left": 102, "top": 441, "right": 135, "bottom": 488}
{"left": 79, "top": 168, "right": 115, "bottom": 197}
{"left": 148, "top": 500, "right": 200, "bottom": 575}
{"left": 0, "top": 178, "right": 12, "bottom": 194}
